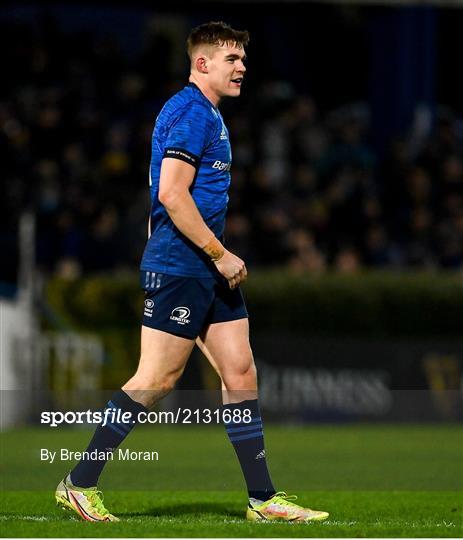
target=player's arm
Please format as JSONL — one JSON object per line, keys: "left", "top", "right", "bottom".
{"left": 158, "top": 157, "right": 247, "bottom": 288}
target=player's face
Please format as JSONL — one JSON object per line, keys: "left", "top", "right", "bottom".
{"left": 208, "top": 43, "right": 246, "bottom": 98}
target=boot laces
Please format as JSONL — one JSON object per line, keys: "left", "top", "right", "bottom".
{"left": 86, "top": 489, "right": 110, "bottom": 516}
{"left": 272, "top": 491, "right": 300, "bottom": 508}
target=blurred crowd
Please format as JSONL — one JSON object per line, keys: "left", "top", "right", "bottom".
{"left": 2, "top": 15, "right": 463, "bottom": 280}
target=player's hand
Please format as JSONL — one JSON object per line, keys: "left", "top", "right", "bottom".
{"left": 214, "top": 249, "right": 247, "bottom": 289}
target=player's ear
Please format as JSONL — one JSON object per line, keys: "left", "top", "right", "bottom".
{"left": 195, "top": 55, "right": 208, "bottom": 74}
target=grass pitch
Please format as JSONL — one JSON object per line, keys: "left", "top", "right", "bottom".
{"left": 1, "top": 424, "right": 462, "bottom": 537}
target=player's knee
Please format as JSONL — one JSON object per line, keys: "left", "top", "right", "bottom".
{"left": 236, "top": 358, "right": 256, "bottom": 379}
{"left": 222, "top": 359, "right": 256, "bottom": 389}
{"left": 129, "top": 365, "right": 183, "bottom": 394}
{"left": 155, "top": 371, "right": 181, "bottom": 394}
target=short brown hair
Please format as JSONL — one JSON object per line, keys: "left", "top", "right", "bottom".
{"left": 187, "top": 21, "right": 249, "bottom": 59}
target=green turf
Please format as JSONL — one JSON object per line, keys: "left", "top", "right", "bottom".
{"left": 1, "top": 425, "right": 462, "bottom": 537}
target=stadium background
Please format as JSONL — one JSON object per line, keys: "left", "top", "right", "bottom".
{"left": 0, "top": 1, "right": 462, "bottom": 537}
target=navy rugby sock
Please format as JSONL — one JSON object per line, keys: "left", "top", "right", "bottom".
{"left": 223, "top": 399, "right": 275, "bottom": 502}
{"left": 70, "top": 390, "right": 147, "bottom": 488}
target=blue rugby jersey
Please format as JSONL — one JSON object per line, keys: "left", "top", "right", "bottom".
{"left": 140, "top": 83, "right": 232, "bottom": 277}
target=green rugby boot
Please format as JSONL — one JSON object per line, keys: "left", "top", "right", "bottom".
{"left": 247, "top": 491, "right": 329, "bottom": 522}
{"left": 55, "top": 474, "right": 119, "bottom": 522}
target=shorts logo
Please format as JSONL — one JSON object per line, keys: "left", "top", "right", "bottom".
{"left": 170, "top": 306, "right": 191, "bottom": 325}
{"left": 144, "top": 298, "right": 154, "bottom": 318}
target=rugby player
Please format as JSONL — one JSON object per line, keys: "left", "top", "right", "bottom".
{"left": 55, "top": 21, "right": 329, "bottom": 524}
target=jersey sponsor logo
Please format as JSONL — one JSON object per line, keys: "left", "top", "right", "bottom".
{"left": 144, "top": 299, "right": 154, "bottom": 318}
{"left": 212, "top": 160, "right": 231, "bottom": 172}
{"left": 170, "top": 306, "right": 191, "bottom": 325}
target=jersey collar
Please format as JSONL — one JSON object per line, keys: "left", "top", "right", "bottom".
{"left": 187, "top": 82, "right": 219, "bottom": 111}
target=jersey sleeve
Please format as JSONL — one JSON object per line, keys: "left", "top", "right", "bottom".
{"left": 163, "top": 102, "right": 215, "bottom": 168}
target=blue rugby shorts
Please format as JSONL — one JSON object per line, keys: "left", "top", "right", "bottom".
{"left": 140, "top": 271, "right": 248, "bottom": 339}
